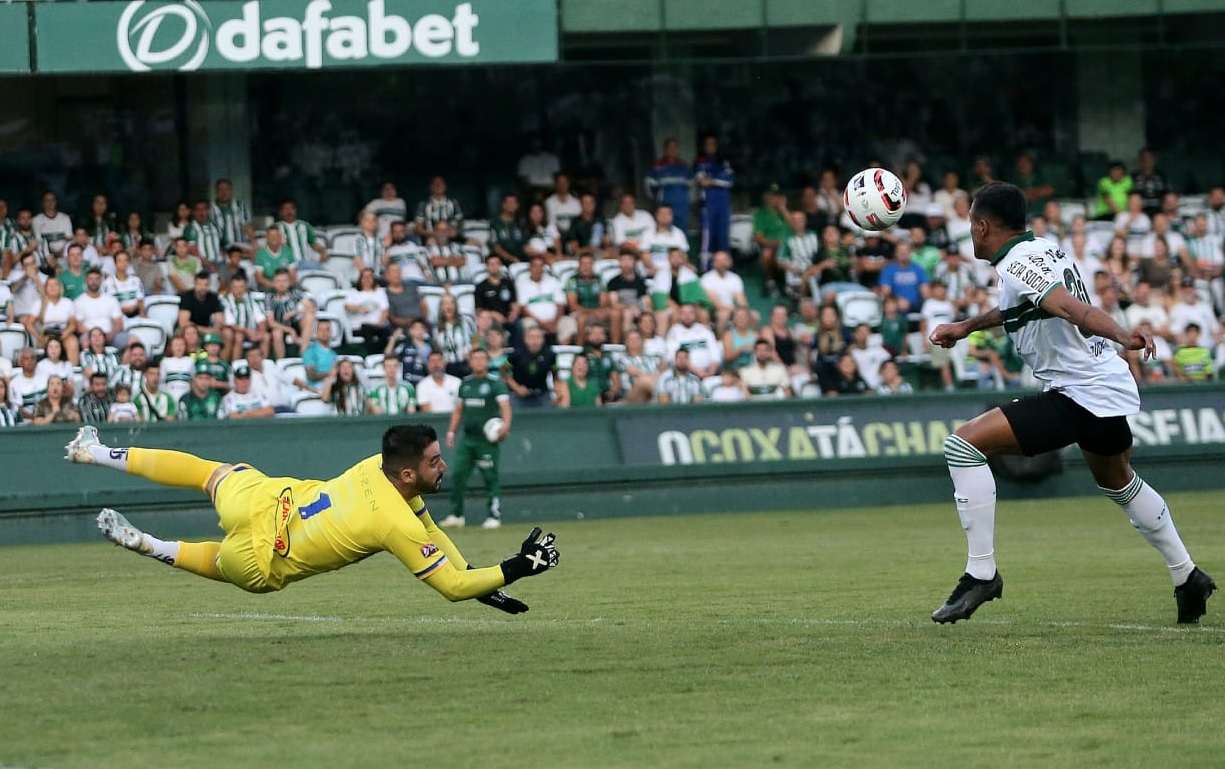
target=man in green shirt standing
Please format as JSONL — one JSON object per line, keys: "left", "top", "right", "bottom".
{"left": 441, "top": 349, "right": 511, "bottom": 530}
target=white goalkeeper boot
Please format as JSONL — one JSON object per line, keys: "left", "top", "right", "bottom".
{"left": 97, "top": 508, "right": 151, "bottom": 554}
{"left": 65, "top": 425, "right": 102, "bottom": 464}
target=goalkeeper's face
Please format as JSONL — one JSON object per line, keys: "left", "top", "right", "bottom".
{"left": 414, "top": 441, "right": 447, "bottom": 494}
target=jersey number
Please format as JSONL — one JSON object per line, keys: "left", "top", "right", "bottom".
{"left": 298, "top": 493, "right": 332, "bottom": 520}
{"left": 1062, "top": 267, "right": 1093, "bottom": 339}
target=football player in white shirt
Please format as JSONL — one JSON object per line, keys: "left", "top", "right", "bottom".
{"left": 928, "top": 182, "right": 1214, "bottom": 626}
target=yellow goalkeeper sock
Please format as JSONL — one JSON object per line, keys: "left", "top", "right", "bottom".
{"left": 174, "top": 541, "right": 227, "bottom": 582}
{"left": 128, "top": 448, "right": 224, "bottom": 493}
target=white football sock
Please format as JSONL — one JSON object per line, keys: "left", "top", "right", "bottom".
{"left": 945, "top": 435, "right": 998, "bottom": 580}
{"left": 87, "top": 444, "right": 129, "bottom": 472}
{"left": 141, "top": 535, "right": 180, "bottom": 566}
{"left": 1101, "top": 474, "right": 1194, "bottom": 585}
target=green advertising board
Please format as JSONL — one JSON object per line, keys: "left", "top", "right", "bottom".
{"left": 34, "top": 0, "right": 558, "bottom": 74}
{"left": 0, "top": 3, "right": 31, "bottom": 74}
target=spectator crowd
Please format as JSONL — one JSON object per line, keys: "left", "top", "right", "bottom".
{"left": 0, "top": 142, "right": 1222, "bottom": 427}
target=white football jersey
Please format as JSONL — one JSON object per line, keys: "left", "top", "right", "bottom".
{"left": 993, "top": 232, "right": 1138, "bottom": 417}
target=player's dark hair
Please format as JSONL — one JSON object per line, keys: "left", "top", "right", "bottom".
{"left": 971, "top": 182, "right": 1027, "bottom": 232}
{"left": 382, "top": 424, "right": 438, "bottom": 473}
{"left": 195, "top": 270, "right": 211, "bottom": 281}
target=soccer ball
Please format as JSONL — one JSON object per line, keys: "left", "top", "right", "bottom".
{"left": 483, "top": 417, "right": 505, "bottom": 443}
{"left": 843, "top": 168, "right": 908, "bottom": 231}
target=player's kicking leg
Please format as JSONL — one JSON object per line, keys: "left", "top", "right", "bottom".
{"left": 1084, "top": 448, "right": 1216, "bottom": 624}
{"left": 931, "top": 408, "right": 1016, "bottom": 624}
{"left": 67, "top": 426, "right": 230, "bottom": 583}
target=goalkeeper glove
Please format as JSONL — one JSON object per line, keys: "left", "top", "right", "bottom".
{"left": 476, "top": 590, "right": 530, "bottom": 614}
{"left": 467, "top": 566, "right": 529, "bottom": 614}
{"left": 500, "top": 526, "right": 560, "bottom": 584}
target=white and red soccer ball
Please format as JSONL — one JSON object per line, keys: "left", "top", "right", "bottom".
{"left": 844, "top": 168, "right": 908, "bottom": 231}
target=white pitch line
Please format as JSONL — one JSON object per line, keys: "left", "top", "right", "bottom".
{"left": 186, "top": 613, "right": 1225, "bottom": 634}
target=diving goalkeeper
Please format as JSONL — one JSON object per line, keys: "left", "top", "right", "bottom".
{"left": 65, "top": 424, "right": 559, "bottom": 614}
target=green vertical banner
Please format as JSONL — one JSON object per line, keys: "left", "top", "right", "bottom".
{"left": 34, "top": 0, "right": 558, "bottom": 74}
{"left": 0, "top": 3, "right": 31, "bottom": 73}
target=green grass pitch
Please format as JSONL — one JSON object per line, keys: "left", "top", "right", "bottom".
{"left": 2, "top": 491, "right": 1224, "bottom": 769}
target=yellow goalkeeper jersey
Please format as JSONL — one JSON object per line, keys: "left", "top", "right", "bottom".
{"left": 218, "top": 454, "right": 502, "bottom": 597}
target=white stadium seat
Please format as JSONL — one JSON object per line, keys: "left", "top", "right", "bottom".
{"left": 144, "top": 295, "right": 181, "bottom": 336}
{"left": 299, "top": 270, "right": 341, "bottom": 304}
{"left": 0, "top": 324, "right": 29, "bottom": 361}
{"left": 126, "top": 321, "right": 167, "bottom": 356}
{"left": 835, "top": 291, "right": 883, "bottom": 329}
{"left": 418, "top": 286, "right": 447, "bottom": 325}
{"left": 551, "top": 345, "right": 584, "bottom": 381}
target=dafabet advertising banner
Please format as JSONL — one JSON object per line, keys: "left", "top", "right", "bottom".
{"left": 34, "top": 0, "right": 558, "bottom": 73}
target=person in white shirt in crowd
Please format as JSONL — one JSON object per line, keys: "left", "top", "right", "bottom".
{"left": 514, "top": 253, "right": 570, "bottom": 342}
{"left": 739, "top": 339, "right": 793, "bottom": 400}
{"left": 544, "top": 172, "right": 582, "bottom": 236}
{"left": 221, "top": 272, "right": 270, "bottom": 361}
{"left": 363, "top": 181, "right": 407, "bottom": 239}
{"left": 415, "top": 351, "right": 462, "bottom": 413}
{"left": 219, "top": 362, "right": 274, "bottom": 419}
{"left": 610, "top": 193, "right": 657, "bottom": 256}
{"left": 1168, "top": 275, "right": 1219, "bottom": 345}
{"left": 847, "top": 324, "right": 892, "bottom": 391}
{"left": 710, "top": 367, "right": 744, "bottom": 401}
{"left": 664, "top": 302, "right": 720, "bottom": 379}
{"left": 32, "top": 191, "right": 73, "bottom": 264}
{"left": 920, "top": 280, "right": 958, "bottom": 392}
{"left": 32, "top": 275, "right": 79, "bottom": 363}
{"left": 10, "top": 253, "right": 46, "bottom": 342}
{"left": 708, "top": 367, "right": 748, "bottom": 403}
{"left": 242, "top": 346, "right": 284, "bottom": 411}
{"left": 34, "top": 336, "right": 74, "bottom": 395}
{"left": 700, "top": 250, "right": 751, "bottom": 335}
{"left": 617, "top": 328, "right": 664, "bottom": 404}
{"left": 107, "top": 383, "right": 142, "bottom": 423}
{"left": 1124, "top": 280, "right": 1173, "bottom": 344}
{"left": 8, "top": 347, "right": 48, "bottom": 419}
{"left": 945, "top": 194, "right": 974, "bottom": 262}
{"left": 74, "top": 267, "right": 126, "bottom": 351}
{"left": 933, "top": 170, "right": 968, "bottom": 219}
{"left": 385, "top": 220, "right": 429, "bottom": 282}
{"left": 344, "top": 267, "right": 392, "bottom": 355}
{"left": 159, "top": 335, "right": 195, "bottom": 402}
{"left": 1115, "top": 192, "right": 1152, "bottom": 255}
{"left": 104, "top": 250, "right": 145, "bottom": 326}
{"left": 517, "top": 136, "right": 561, "bottom": 202}
{"left": 638, "top": 203, "right": 688, "bottom": 274}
